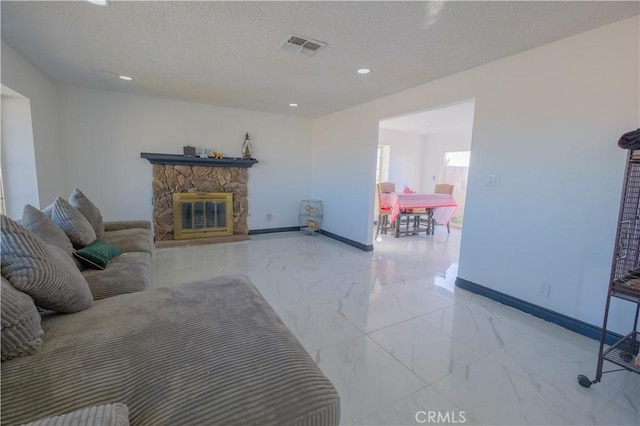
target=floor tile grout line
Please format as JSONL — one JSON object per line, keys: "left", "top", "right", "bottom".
{"left": 312, "top": 332, "right": 429, "bottom": 426}
{"left": 363, "top": 332, "right": 430, "bottom": 386}
{"left": 429, "top": 386, "right": 484, "bottom": 426}
{"left": 414, "top": 309, "right": 505, "bottom": 354}
{"left": 365, "top": 323, "right": 500, "bottom": 392}
{"left": 353, "top": 382, "right": 434, "bottom": 425}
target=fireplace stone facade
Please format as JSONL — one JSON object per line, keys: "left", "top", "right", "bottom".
{"left": 152, "top": 164, "right": 249, "bottom": 241}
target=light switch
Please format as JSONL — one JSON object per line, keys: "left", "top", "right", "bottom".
{"left": 487, "top": 173, "right": 501, "bottom": 187}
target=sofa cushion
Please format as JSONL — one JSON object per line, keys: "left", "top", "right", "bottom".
{"left": 82, "top": 252, "right": 152, "bottom": 300}
{"left": 103, "top": 228, "right": 153, "bottom": 255}
{"left": 22, "top": 403, "right": 129, "bottom": 426}
{"left": 50, "top": 198, "right": 96, "bottom": 249}
{"left": 0, "top": 275, "right": 340, "bottom": 426}
{"left": 69, "top": 188, "right": 105, "bottom": 238}
{"left": 0, "top": 215, "right": 93, "bottom": 314}
{"left": 104, "top": 220, "right": 151, "bottom": 232}
{"left": 1, "top": 277, "right": 44, "bottom": 361}
{"left": 74, "top": 238, "right": 122, "bottom": 270}
{"left": 21, "top": 204, "right": 84, "bottom": 270}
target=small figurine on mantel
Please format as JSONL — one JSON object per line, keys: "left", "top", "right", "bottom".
{"left": 241, "top": 132, "right": 253, "bottom": 159}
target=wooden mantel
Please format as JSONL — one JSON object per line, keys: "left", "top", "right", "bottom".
{"left": 140, "top": 152, "right": 258, "bottom": 168}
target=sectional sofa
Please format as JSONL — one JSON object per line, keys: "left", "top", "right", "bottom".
{"left": 1, "top": 190, "right": 340, "bottom": 425}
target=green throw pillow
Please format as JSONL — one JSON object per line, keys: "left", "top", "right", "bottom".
{"left": 74, "top": 238, "right": 122, "bottom": 270}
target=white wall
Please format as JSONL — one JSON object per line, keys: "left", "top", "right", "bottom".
{"left": 311, "top": 107, "right": 380, "bottom": 244}
{"left": 1, "top": 41, "right": 64, "bottom": 206}
{"left": 311, "top": 17, "right": 640, "bottom": 333}
{"left": 56, "top": 86, "right": 313, "bottom": 230}
{"left": 421, "top": 130, "right": 473, "bottom": 192}
{"left": 378, "top": 129, "right": 424, "bottom": 191}
{"left": 1, "top": 95, "right": 39, "bottom": 218}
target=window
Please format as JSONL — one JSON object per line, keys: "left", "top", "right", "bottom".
{"left": 442, "top": 150, "right": 470, "bottom": 227}
{"left": 376, "top": 145, "right": 390, "bottom": 183}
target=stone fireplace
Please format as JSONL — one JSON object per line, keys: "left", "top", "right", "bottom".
{"left": 141, "top": 153, "right": 258, "bottom": 242}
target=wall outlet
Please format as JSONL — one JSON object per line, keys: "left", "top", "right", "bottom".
{"left": 538, "top": 282, "right": 551, "bottom": 298}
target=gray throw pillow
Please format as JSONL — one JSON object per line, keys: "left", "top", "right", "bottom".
{"left": 50, "top": 197, "right": 97, "bottom": 248}
{"left": 22, "top": 205, "right": 73, "bottom": 254}
{"left": 1, "top": 215, "right": 93, "bottom": 314}
{"left": 1, "top": 276, "right": 44, "bottom": 361}
{"left": 69, "top": 188, "right": 105, "bottom": 238}
{"left": 21, "top": 204, "right": 85, "bottom": 270}
{"left": 41, "top": 202, "right": 55, "bottom": 218}
{"left": 22, "top": 403, "right": 130, "bottom": 426}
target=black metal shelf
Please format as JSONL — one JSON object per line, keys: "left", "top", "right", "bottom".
{"left": 602, "top": 331, "right": 640, "bottom": 374}
{"left": 612, "top": 280, "right": 640, "bottom": 303}
{"left": 578, "top": 148, "right": 640, "bottom": 388}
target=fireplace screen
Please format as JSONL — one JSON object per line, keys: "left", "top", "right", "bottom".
{"left": 173, "top": 192, "right": 233, "bottom": 239}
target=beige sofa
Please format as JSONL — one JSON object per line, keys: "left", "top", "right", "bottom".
{"left": 1, "top": 192, "right": 340, "bottom": 425}
{"left": 1, "top": 275, "right": 340, "bottom": 425}
{"left": 29, "top": 190, "right": 154, "bottom": 300}
{"left": 83, "top": 220, "right": 154, "bottom": 299}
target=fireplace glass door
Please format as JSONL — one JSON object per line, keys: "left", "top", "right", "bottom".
{"left": 173, "top": 193, "right": 233, "bottom": 239}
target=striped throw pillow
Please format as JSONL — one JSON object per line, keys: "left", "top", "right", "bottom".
{"left": 0, "top": 276, "right": 44, "bottom": 361}
{"left": 1, "top": 215, "right": 93, "bottom": 314}
{"left": 69, "top": 188, "right": 105, "bottom": 238}
{"left": 50, "top": 198, "right": 96, "bottom": 248}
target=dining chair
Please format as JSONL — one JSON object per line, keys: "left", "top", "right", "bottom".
{"left": 375, "top": 183, "right": 393, "bottom": 239}
{"left": 434, "top": 183, "right": 454, "bottom": 233}
{"left": 378, "top": 182, "right": 395, "bottom": 193}
{"left": 434, "top": 183, "right": 454, "bottom": 195}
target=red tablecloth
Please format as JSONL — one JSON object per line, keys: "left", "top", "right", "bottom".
{"left": 382, "top": 192, "right": 458, "bottom": 225}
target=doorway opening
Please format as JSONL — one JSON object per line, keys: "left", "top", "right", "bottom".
{"left": 374, "top": 99, "right": 475, "bottom": 241}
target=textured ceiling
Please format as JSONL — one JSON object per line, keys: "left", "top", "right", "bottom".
{"left": 1, "top": 1, "right": 638, "bottom": 118}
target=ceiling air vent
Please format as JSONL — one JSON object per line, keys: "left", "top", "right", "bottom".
{"left": 281, "top": 34, "right": 327, "bottom": 57}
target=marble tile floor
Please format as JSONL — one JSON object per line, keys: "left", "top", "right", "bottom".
{"left": 154, "top": 228, "right": 639, "bottom": 425}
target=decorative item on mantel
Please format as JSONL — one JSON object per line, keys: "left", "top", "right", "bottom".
{"left": 241, "top": 132, "right": 254, "bottom": 159}
{"left": 183, "top": 145, "right": 196, "bottom": 157}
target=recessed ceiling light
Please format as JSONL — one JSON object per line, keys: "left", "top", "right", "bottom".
{"left": 118, "top": 75, "right": 134, "bottom": 81}
{"left": 357, "top": 68, "right": 371, "bottom": 74}
{"left": 289, "top": 103, "right": 299, "bottom": 107}
{"left": 86, "top": 0, "right": 109, "bottom": 6}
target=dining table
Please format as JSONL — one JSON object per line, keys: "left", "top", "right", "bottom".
{"left": 380, "top": 192, "right": 458, "bottom": 237}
